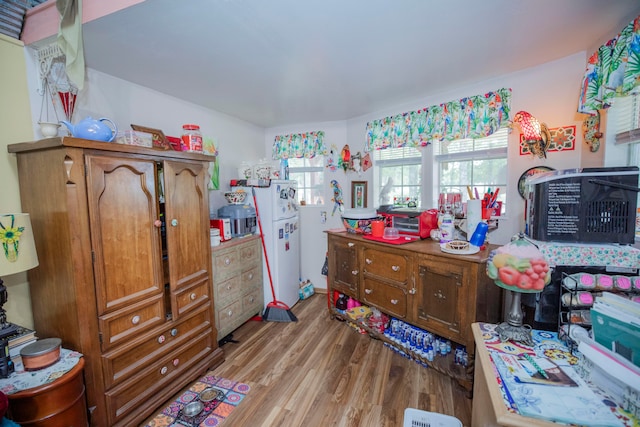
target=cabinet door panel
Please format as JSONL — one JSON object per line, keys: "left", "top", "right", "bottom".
{"left": 163, "top": 161, "right": 211, "bottom": 316}
{"left": 86, "top": 155, "right": 163, "bottom": 315}
{"left": 414, "top": 259, "right": 466, "bottom": 338}
{"left": 328, "top": 238, "right": 359, "bottom": 297}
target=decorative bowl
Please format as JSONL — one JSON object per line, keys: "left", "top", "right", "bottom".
{"left": 183, "top": 400, "right": 204, "bottom": 417}
{"left": 341, "top": 208, "right": 378, "bottom": 234}
{"left": 199, "top": 387, "right": 225, "bottom": 402}
{"left": 224, "top": 190, "right": 247, "bottom": 204}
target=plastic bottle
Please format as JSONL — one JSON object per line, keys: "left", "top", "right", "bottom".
{"left": 439, "top": 203, "right": 454, "bottom": 243}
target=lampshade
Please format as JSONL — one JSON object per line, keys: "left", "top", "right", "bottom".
{"left": 513, "top": 111, "right": 542, "bottom": 141}
{"left": 0, "top": 213, "right": 39, "bottom": 276}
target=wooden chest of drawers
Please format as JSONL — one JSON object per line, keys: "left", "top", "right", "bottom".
{"left": 212, "top": 235, "right": 264, "bottom": 339}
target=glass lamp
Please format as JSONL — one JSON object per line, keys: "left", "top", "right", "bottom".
{"left": 0, "top": 214, "right": 39, "bottom": 340}
{"left": 512, "top": 110, "right": 552, "bottom": 158}
{"left": 486, "top": 233, "right": 551, "bottom": 346}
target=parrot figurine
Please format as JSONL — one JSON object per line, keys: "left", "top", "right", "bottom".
{"left": 330, "top": 179, "right": 344, "bottom": 216}
{"left": 339, "top": 144, "right": 351, "bottom": 172}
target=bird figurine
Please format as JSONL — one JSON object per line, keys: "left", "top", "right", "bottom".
{"left": 512, "top": 111, "right": 551, "bottom": 158}
{"left": 340, "top": 144, "right": 351, "bottom": 172}
{"left": 330, "top": 179, "right": 344, "bottom": 216}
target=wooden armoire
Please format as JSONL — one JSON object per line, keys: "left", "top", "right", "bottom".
{"left": 8, "top": 137, "right": 225, "bottom": 426}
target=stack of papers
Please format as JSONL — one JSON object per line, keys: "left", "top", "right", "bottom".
{"left": 591, "top": 292, "right": 640, "bottom": 367}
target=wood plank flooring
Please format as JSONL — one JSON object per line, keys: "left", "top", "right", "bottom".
{"left": 142, "top": 294, "right": 473, "bottom": 426}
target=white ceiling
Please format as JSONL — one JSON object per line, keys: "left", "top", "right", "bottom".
{"left": 81, "top": 0, "right": 640, "bottom": 128}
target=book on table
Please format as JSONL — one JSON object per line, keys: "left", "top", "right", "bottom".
{"left": 590, "top": 292, "right": 640, "bottom": 367}
{"left": 5, "top": 325, "right": 36, "bottom": 347}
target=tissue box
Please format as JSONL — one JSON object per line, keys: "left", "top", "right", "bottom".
{"left": 116, "top": 131, "right": 153, "bottom": 147}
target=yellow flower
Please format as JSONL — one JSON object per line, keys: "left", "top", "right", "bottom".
{"left": 0, "top": 226, "right": 23, "bottom": 244}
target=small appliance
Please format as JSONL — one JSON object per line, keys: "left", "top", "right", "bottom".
{"left": 210, "top": 218, "right": 232, "bottom": 241}
{"left": 377, "top": 205, "right": 422, "bottom": 235}
{"left": 217, "top": 204, "right": 257, "bottom": 237}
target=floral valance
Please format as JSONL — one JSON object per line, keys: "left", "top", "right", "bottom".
{"left": 578, "top": 15, "right": 640, "bottom": 115}
{"left": 272, "top": 131, "right": 326, "bottom": 160}
{"left": 365, "top": 88, "right": 511, "bottom": 151}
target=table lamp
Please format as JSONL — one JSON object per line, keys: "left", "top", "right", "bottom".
{"left": 0, "top": 214, "right": 39, "bottom": 340}
{"left": 486, "top": 233, "right": 551, "bottom": 346}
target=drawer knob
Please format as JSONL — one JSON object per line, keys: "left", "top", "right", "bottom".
{"left": 434, "top": 291, "right": 445, "bottom": 300}
{"left": 249, "top": 296, "right": 255, "bottom": 303}
{"left": 171, "top": 219, "right": 178, "bottom": 227}
{"left": 190, "top": 292, "right": 197, "bottom": 300}
{"left": 248, "top": 273, "right": 253, "bottom": 280}
{"left": 391, "top": 265, "right": 400, "bottom": 272}
{"left": 173, "top": 358, "right": 180, "bottom": 367}
{"left": 224, "top": 257, "right": 231, "bottom": 265}
{"left": 365, "top": 288, "right": 373, "bottom": 294}
{"left": 226, "top": 284, "right": 232, "bottom": 290}
{"left": 171, "top": 328, "right": 178, "bottom": 336}
{"left": 157, "top": 335, "right": 166, "bottom": 344}
{"left": 154, "top": 219, "right": 162, "bottom": 228}
{"left": 409, "top": 288, "right": 416, "bottom": 295}
{"left": 348, "top": 242, "right": 354, "bottom": 247}
{"left": 390, "top": 299, "right": 398, "bottom": 305}
{"left": 351, "top": 270, "right": 358, "bottom": 276}
{"left": 227, "top": 309, "right": 233, "bottom": 317}
{"left": 365, "top": 258, "right": 372, "bottom": 264}
{"left": 131, "top": 315, "right": 141, "bottom": 325}
{"left": 160, "top": 366, "right": 168, "bottom": 375}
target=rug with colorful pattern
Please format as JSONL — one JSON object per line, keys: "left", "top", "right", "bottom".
{"left": 143, "top": 375, "right": 250, "bottom": 427}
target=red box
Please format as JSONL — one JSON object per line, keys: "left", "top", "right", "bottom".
{"left": 166, "top": 136, "right": 183, "bottom": 151}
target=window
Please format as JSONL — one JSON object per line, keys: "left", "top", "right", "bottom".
{"left": 288, "top": 157, "right": 325, "bottom": 205}
{"left": 435, "top": 127, "right": 509, "bottom": 213}
{"left": 373, "top": 147, "right": 422, "bottom": 207}
{"left": 373, "top": 128, "right": 508, "bottom": 212}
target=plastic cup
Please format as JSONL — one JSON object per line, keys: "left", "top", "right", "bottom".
{"left": 370, "top": 220, "right": 385, "bottom": 237}
{"left": 469, "top": 222, "right": 489, "bottom": 247}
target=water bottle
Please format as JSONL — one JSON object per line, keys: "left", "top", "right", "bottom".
{"left": 439, "top": 204, "right": 454, "bottom": 243}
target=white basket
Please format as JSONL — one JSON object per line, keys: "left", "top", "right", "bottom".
{"left": 403, "top": 408, "right": 462, "bottom": 427}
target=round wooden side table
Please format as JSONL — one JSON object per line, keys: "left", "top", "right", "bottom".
{"left": 7, "top": 357, "right": 88, "bottom": 426}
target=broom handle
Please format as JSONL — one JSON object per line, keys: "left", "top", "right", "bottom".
{"left": 252, "top": 187, "right": 278, "bottom": 302}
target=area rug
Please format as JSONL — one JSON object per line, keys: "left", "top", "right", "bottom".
{"left": 143, "top": 374, "right": 250, "bottom": 427}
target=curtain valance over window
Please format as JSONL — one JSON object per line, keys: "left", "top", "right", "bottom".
{"left": 365, "top": 88, "right": 511, "bottom": 151}
{"left": 272, "top": 131, "right": 326, "bottom": 160}
{"left": 578, "top": 15, "right": 640, "bottom": 115}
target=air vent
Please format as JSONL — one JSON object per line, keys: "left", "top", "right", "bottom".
{"left": 0, "top": 0, "right": 47, "bottom": 40}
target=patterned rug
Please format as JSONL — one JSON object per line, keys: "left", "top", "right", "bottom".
{"left": 143, "top": 374, "right": 250, "bottom": 427}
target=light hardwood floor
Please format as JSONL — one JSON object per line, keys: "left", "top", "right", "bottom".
{"left": 142, "top": 293, "right": 473, "bottom": 426}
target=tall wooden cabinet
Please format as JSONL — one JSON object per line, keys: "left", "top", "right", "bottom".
{"left": 7, "top": 137, "right": 225, "bottom": 426}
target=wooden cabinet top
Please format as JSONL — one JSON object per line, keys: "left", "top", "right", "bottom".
{"left": 7, "top": 136, "right": 215, "bottom": 162}
{"left": 326, "top": 230, "right": 497, "bottom": 264}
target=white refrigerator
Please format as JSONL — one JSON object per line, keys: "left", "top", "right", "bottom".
{"left": 248, "top": 180, "right": 301, "bottom": 310}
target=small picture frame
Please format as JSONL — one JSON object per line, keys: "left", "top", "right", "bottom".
{"left": 130, "top": 124, "right": 171, "bottom": 150}
{"left": 351, "top": 181, "right": 368, "bottom": 208}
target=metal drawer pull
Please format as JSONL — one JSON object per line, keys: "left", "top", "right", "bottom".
{"left": 391, "top": 265, "right": 400, "bottom": 272}
{"left": 409, "top": 288, "right": 416, "bottom": 295}
{"left": 365, "top": 258, "right": 372, "bottom": 264}
{"left": 365, "top": 288, "right": 373, "bottom": 294}
{"left": 171, "top": 328, "right": 178, "bottom": 336}
{"left": 160, "top": 366, "right": 168, "bottom": 375}
{"left": 131, "top": 315, "right": 140, "bottom": 325}
{"left": 390, "top": 299, "right": 398, "bottom": 305}
{"left": 348, "top": 242, "right": 354, "bottom": 247}
{"left": 190, "top": 292, "right": 197, "bottom": 300}
{"left": 434, "top": 291, "right": 445, "bottom": 299}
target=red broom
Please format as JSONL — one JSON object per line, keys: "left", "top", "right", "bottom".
{"left": 252, "top": 187, "right": 297, "bottom": 322}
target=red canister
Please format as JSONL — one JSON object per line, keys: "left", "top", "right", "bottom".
{"left": 181, "top": 124, "right": 203, "bottom": 152}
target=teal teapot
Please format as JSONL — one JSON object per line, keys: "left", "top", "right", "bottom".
{"left": 60, "top": 116, "right": 117, "bottom": 142}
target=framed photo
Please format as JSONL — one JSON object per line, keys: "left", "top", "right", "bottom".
{"left": 130, "top": 124, "right": 171, "bottom": 150}
{"left": 351, "top": 181, "right": 368, "bottom": 208}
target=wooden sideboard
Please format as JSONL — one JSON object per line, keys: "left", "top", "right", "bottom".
{"left": 327, "top": 231, "right": 503, "bottom": 390}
